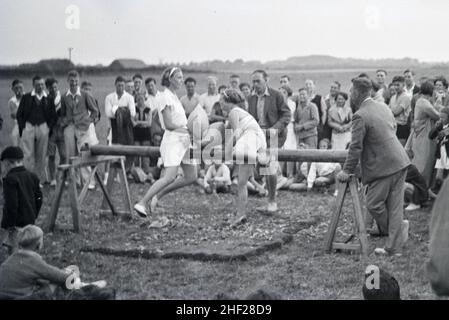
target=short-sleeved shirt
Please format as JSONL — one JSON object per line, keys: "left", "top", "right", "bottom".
{"left": 200, "top": 93, "right": 220, "bottom": 116}
{"left": 157, "top": 88, "right": 188, "bottom": 135}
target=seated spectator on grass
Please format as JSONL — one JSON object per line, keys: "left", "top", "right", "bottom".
{"left": 362, "top": 265, "right": 400, "bottom": 300}
{"left": 0, "top": 225, "right": 115, "bottom": 300}
{"left": 306, "top": 139, "right": 341, "bottom": 195}
{"left": 404, "top": 164, "right": 428, "bottom": 211}
{"left": 203, "top": 159, "right": 231, "bottom": 194}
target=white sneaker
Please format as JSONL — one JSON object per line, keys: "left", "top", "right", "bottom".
{"left": 88, "top": 183, "right": 95, "bottom": 190}
{"left": 133, "top": 203, "right": 148, "bottom": 218}
{"left": 50, "top": 180, "right": 57, "bottom": 187}
{"left": 405, "top": 203, "right": 421, "bottom": 211}
{"left": 402, "top": 220, "right": 409, "bottom": 244}
{"left": 333, "top": 190, "right": 338, "bottom": 197}
{"left": 374, "top": 247, "right": 388, "bottom": 256}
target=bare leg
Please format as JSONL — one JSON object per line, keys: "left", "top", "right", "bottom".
{"left": 237, "top": 165, "right": 252, "bottom": 215}
{"left": 156, "top": 163, "right": 198, "bottom": 200}
{"left": 136, "top": 166, "right": 178, "bottom": 207}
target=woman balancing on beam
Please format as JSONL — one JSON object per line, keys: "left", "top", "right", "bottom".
{"left": 220, "top": 88, "right": 268, "bottom": 227}
{"left": 134, "top": 67, "right": 199, "bottom": 217}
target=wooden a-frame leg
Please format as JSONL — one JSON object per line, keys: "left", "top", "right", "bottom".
{"left": 349, "top": 177, "right": 369, "bottom": 257}
{"left": 78, "top": 165, "right": 98, "bottom": 205}
{"left": 95, "top": 170, "right": 117, "bottom": 215}
{"left": 119, "top": 157, "right": 133, "bottom": 215}
{"left": 45, "top": 170, "right": 68, "bottom": 232}
{"left": 324, "top": 181, "right": 349, "bottom": 253}
{"left": 101, "top": 162, "right": 116, "bottom": 210}
{"left": 68, "top": 167, "right": 81, "bottom": 233}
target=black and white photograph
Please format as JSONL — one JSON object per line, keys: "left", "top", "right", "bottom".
{"left": 0, "top": 0, "right": 449, "bottom": 306}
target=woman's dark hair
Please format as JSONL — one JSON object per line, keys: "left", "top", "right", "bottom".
{"left": 218, "top": 85, "right": 228, "bottom": 93}
{"left": 420, "top": 81, "right": 434, "bottom": 96}
{"left": 11, "top": 79, "right": 22, "bottom": 88}
{"left": 145, "top": 77, "right": 156, "bottom": 85}
{"left": 434, "top": 76, "right": 449, "bottom": 89}
{"left": 239, "top": 82, "right": 251, "bottom": 91}
{"left": 222, "top": 88, "right": 246, "bottom": 109}
{"left": 161, "top": 67, "right": 181, "bottom": 87}
{"left": 279, "top": 85, "right": 293, "bottom": 97}
{"left": 334, "top": 91, "right": 348, "bottom": 101}
{"left": 184, "top": 77, "right": 196, "bottom": 85}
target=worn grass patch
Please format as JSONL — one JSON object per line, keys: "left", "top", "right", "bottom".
{"left": 1, "top": 182, "right": 438, "bottom": 300}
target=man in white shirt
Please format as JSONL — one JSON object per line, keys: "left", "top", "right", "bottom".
{"left": 200, "top": 76, "right": 220, "bottom": 116}
{"left": 180, "top": 77, "right": 201, "bottom": 117}
{"left": 404, "top": 69, "right": 419, "bottom": 98}
{"left": 105, "top": 76, "right": 136, "bottom": 173}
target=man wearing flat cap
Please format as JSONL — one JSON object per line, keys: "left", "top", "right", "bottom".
{"left": 337, "top": 77, "right": 411, "bottom": 257}
{"left": 1, "top": 146, "right": 42, "bottom": 254}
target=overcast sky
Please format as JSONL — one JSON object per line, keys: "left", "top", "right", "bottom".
{"left": 1, "top": 0, "right": 448, "bottom": 65}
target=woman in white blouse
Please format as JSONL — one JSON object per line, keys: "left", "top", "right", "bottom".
{"left": 134, "top": 67, "right": 198, "bottom": 217}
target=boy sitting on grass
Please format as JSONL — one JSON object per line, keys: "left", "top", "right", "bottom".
{"left": 1, "top": 146, "right": 42, "bottom": 254}
{"left": 203, "top": 159, "right": 232, "bottom": 194}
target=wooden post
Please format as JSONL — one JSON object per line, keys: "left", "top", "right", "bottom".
{"left": 94, "top": 170, "right": 117, "bottom": 215}
{"left": 119, "top": 157, "right": 133, "bottom": 215}
{"left": 78, "top": 165, "right": 97, "bottom": 205}
{"left": 68, "top": 167, "right": 81, "bottom": 233}
{"left": 324, "top": 176, "right": 369, "bottom": 257}
{"left": 46, "top": 169, "right": 68, "bottom": 232}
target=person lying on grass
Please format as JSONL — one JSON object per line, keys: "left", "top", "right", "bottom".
{"left": 306, "top": 139, "right": 341, "bottom": 196}
{"left": 0, "top": 225, "right": 113, "bottom": 300}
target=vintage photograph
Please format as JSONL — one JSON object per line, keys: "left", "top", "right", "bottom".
{"left": 0, "top": 0, "right": 448, "bottom": 303}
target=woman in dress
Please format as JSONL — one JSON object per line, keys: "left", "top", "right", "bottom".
{"left": 279, "top": 85, "right": 297, "bottom": 180}
{"left": 327, "top": 92, "right": 352, "bottom": 150}
{"left": 134, "top": 67, "right": 198, "bottom": 217}
{"left": 220, "top": 88, "right": 267, "bottom": 226}
{"left": 406, "top": 81, "right": 441, "bottom": 186}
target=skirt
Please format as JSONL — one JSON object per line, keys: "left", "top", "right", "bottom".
{"left": 234, "top": 130, "right": 267, "bottom": 165}
{"left": 283, "top": 123, "right": 297, "bottom": 150}
{"left": 331, "top": 131, "right": 352, "bottom": 150}
{"left": 160, "top": 131, "right": 191, "bottom": 167}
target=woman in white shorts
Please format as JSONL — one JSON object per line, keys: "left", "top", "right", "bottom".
{"left": 221, "top": 88, "right": 267, "bottom": 226}
{"left": 134, "top": 67, "right": 198, "bottom": 217}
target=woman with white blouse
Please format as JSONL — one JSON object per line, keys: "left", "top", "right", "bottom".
{"left": 134, "top": 67, "right": 198, "bottom": 217}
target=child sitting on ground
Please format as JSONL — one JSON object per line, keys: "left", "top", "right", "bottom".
{"left": 203, "top": 159, "right": 232, "bottom": 194}
{"left": 0, "top": 225, "right": 114, "bottom": 300}
{"left": 306, "top": 139, "right": 341, "bottom": 195}
{"left": 1, "top": 146, "right": 42, "bottom": 254}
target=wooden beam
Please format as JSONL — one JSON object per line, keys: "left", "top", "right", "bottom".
{"left": 89, "top": 145, "right": 348, "bottom": 163}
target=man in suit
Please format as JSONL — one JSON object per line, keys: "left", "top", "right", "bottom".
{"left": 337, "top": 77, "right": 410, "bottom": 257}
{"left": 404, "top": 69, "right": 420, "bottom": 98}
{"left": 16, "top": 76, "right": 56, "bottom": 184}
{"left": 248, "top": 70, "right": 291, "bottom": 213}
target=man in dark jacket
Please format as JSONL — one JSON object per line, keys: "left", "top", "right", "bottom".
{"left": 247, "top": 70, "right": 291, "bottom": 213}
{"left": 1, "top": 146, "right": 42, "bottom": 253}
{"left": 338, "top": 77, "right": 410, "bottom": 257}
{"left": 16, "top": 76, "right": 56, "bottom": 183}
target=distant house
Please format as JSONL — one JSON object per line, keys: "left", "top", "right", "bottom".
{"left": 109, "top": 59, "right": 147, "bottom": 70}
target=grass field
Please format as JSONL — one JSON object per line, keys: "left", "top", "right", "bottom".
{"left": 0, "top": 68, "right": 447, "bottom": 300}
